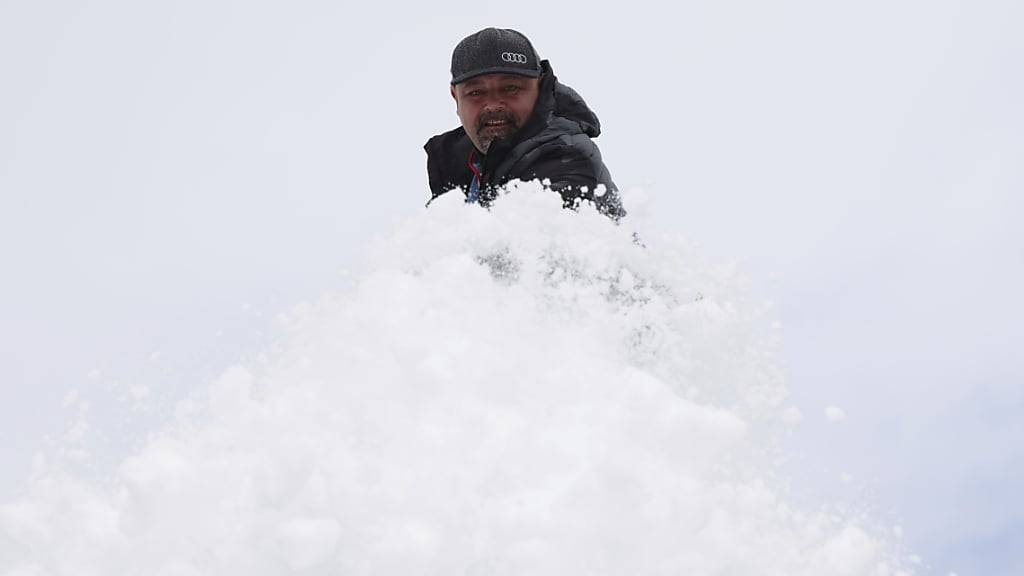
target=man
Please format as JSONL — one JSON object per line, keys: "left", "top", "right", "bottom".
{"left": 424, "top": 28, "right": 625, "bottom": 220}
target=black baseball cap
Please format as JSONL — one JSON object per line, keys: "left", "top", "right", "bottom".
{"left": 450, "top": 28, "right": 542, "bottom": 85}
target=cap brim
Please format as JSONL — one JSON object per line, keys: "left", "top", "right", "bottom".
{"left": 451, "top": 67, "right": 542, "bottom": 85}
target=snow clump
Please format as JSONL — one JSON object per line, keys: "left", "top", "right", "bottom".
{"left": 0, "top": 182, "right": 910, "bottom": 575}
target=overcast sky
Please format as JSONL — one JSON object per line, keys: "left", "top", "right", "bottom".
{"left": 1, "top": 1, "right": 1021, "bottom": 574}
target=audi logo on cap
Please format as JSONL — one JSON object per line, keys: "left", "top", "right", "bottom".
{"left": 501, "top": 52, "right": 528, "bottom": 64}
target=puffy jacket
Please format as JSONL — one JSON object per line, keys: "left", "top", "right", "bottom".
{"left": 424, "top": 60, "right": 625, "bottom": 219}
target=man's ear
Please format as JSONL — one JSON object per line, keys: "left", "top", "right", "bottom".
{"left": 450, "top": 84, "right": 458, "bottom": 103}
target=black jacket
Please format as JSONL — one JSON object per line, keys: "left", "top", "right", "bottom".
{"left": 424, "top": 60, "right": 625, "bottom": 219}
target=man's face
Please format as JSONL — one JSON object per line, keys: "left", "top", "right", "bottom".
{"left": 451, "top": 74, "right": 541, "bottom": 154}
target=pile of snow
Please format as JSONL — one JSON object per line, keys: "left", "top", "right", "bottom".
{"left": 0, "top": 183, "right": 910, "bottom": 575}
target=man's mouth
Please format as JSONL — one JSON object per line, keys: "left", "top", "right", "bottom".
{"left": 478, "top": 112, "right": 517, "bottom": 134}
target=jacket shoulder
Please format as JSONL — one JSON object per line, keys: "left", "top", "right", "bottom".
{"left": 424, "top": 127, "right": 473, "bottom": 199}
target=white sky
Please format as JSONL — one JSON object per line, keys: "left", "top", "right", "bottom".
{"left": 1, "top": 1, "right": 1021, "bottom": 574}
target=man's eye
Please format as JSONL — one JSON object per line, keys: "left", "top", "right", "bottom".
{"left": 468, "top": 90, "right": 483, "bottom": 97}
{"left": 504, "top": 85, "right": 520, "bottom": 93}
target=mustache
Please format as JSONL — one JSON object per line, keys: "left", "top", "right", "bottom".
{"left": 475, "top": 110, "right": 519, "bottom": 133}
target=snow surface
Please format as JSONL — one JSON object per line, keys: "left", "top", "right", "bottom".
{"left": 0, "top": 184, "right": 911, "bottom": 575}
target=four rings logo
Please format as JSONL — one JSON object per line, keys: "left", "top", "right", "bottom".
{"left": 501, "top": 52, "right": 528, "bottom": 64}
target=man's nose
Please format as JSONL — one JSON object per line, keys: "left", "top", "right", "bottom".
{"left": 481, "top": 95, "right": 506, "bottom": 110}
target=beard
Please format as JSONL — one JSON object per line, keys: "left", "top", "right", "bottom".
{"left": 474, "top": 110, "right": 520, "bottom": 154}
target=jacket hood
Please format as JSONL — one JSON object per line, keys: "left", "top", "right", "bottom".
{"left": 533, "top": 60, "right": 602, "bottom": 138}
